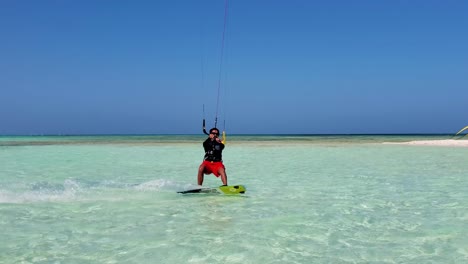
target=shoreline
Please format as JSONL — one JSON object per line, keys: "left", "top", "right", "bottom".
{"left": 384, "top": 139, "right": 468, "bottom": 147}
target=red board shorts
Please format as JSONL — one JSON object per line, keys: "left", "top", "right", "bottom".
{"left": 201, "top": 160, "right": 225, "bottom": 177}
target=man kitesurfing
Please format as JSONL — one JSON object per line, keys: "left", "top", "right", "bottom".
{"left": 179, "top": 0, "right": 245, "bottom": 195}
{"left": 197, "top": 127, "right": 228, "bottom": 186}
{"left": 196, "top": 0, "right": 230, "bottom": 187}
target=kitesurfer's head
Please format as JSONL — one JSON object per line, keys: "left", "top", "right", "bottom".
{"left": 209, "top": 128, "right": 219, "bottom": 136}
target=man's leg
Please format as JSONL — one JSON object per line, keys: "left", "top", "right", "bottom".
{"left": 218, "top": 167, "right": 228, "bottom": 186}
{"left": 198, "top": 164, "right": 205, "bottom": 185}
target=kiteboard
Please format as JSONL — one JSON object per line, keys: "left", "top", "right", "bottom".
{"left": 177, "top": 185, "right": 246, "bottom": 195}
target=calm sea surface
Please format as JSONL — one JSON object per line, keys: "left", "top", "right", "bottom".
{"left": 1, "top": 135, "right": 467, "bottom": 263}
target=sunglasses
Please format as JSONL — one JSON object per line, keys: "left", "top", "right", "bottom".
{"left": 210, "top": 132, "right": 219, "bottom": 135}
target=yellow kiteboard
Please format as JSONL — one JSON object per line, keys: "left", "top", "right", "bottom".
{"left": 177, "top": 185, "right": 246, "bottom": 195}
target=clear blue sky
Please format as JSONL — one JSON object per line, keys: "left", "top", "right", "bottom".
{"left": 1, "top": 1, "right": 467, "bottom": 135}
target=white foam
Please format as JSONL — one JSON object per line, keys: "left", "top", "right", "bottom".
{"left": 0, "top": 179, "right": 82, "bottom": 204}
{"left": 0, "top": 188, "right": 77, "bottom": 204}
{"left": 0, "top": 178, "right": 200, "bottom": 203}
{"left": 133, "top": 179, "right": 198, "bottom": 192}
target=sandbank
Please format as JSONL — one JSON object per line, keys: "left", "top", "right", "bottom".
{"left": 384, "top": 139, "right": 468, "bottom": 147}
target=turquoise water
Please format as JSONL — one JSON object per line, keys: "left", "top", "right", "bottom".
{"left": 1, "top": 135, "right": 467, "bottom": 263}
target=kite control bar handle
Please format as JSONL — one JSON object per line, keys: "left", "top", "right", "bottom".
{"left": 203, "top": 119, "right": 209, "bottom": 135}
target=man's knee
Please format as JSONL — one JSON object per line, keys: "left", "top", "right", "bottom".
{"left": 198, "top": 165, "right": 204, "bottom": 171}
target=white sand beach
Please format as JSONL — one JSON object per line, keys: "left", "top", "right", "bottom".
{"left": 384, "top": 139, "right": 468, "bottom": 147}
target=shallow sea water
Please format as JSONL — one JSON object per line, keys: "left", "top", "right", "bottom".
{"left": 1, "top": 135, "right": 467, "bottom": 263}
